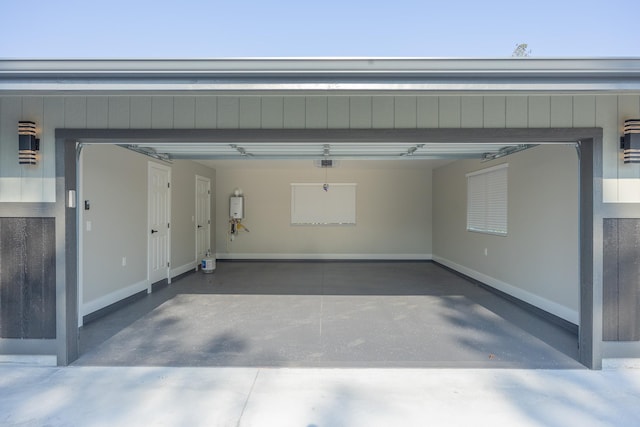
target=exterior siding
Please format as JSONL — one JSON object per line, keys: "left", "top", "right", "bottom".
{"left": 1, "top": 94, "right": 639, "bottom": 203}
{"left": 0, "top": 217, "right": 56, "bottom": 339}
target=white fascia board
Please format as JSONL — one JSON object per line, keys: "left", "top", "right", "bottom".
{"left": 2, "top": 57, "right": 640, "bottom": 75}
{"left": 1, "top": 58, "right": 640, "bottom": 94}
{"left": 2, "top": 82, "right": 640, "bottom": 96}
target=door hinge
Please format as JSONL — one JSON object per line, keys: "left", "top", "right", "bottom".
{"left": 167, "top": 182, "right": 170, "bottom": 188}
{"left": 208, "top": 220, "right": 211, "bottom": 224}
{"left": 208, "top": 190, "right": 211, "bottom": 195}
{"left": 167, "top": 262, "right": 170, "bottom": 267}
{"left": 167, "top": 222, "right": 170, "bottom": 228}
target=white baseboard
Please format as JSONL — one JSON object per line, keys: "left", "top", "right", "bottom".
{"left": 216, "top": 253, "right": 433, "bottom": 261}
{"left": 81, "top": 279, "right": 149, "bottom": 320}
{"left": 433, "top": 255, "right": 579, "bottom": 325}
{"left": 171, "top": 261, "right": 198, "bottom": 278}
{"left": 80, "top": 262, "right": 197, "bottom": 324}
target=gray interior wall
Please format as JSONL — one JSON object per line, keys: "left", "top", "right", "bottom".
{"left": 214, "top": 161, "right": 433, "bottom": 258}
{"left": 82, "top": 144, "right": 147, "bottom": 304}
{"left": 432, "top": 145, "right": 580, "bottom": 323}
{"left": 81, "top": 144, "right": 215, "bottom": 317}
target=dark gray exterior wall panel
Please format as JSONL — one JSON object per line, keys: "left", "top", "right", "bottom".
{"left": 0, "top": 219, "right": 22, "bottom": 337}
{"left": 603, "top": 218, "right": 640, "bottom": 342}
{"left": 603, "top": 219, "right": 619, "bottom": 341}
{"left": 0, "top": 217, "right": 56, "bottom": 339}
{"left": 618, "top": 219, "right": 640, "bottom": 341}
{"left": 0, "top": 202, "right": 57, "bottom": 357}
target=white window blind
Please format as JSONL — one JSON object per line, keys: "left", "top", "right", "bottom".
{"left": 291, "top": 183, "right": 356, "bottom": 225}
{"left": 466, "top": 164, "right": 508, "bottom": 235}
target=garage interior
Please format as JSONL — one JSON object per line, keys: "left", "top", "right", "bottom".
{"left": 75, "top": 138, "right": 581, "bottom": 368}
{"left": 76, "top": 261, "right": 580, "bottom": 368}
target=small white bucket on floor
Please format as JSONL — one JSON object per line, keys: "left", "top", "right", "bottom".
{"left": 201, "top": 257, "right": 215, "bottom": 273}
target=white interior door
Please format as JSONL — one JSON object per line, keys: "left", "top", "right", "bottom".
{"left": 148, "top": 162, "right": 171, "bottom": 288}
{"left": 195, "top": 175, "right": 211, "bottom": 266}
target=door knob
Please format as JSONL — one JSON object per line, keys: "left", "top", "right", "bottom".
{"left": 197, "top": 225, "right": 203, "bottom": 228}
{"left": 151, "top": 229, "right": 158, "bottom": 234}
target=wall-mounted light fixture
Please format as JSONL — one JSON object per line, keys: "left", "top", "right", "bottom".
{"left": 18, "top": 121, "right": 40, "bottom": 165}
{"left": 621, "top": 119, "right": 640, "bottom": 164}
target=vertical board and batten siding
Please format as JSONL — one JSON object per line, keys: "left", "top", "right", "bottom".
{"left": 603, "top": 218, "right": 640, "bottom": 341}
{"left": 0, "top": 217, "right": 56, "bottom": 339}
{"left": 1, "top": 95, "right": 639, "bottom": 203}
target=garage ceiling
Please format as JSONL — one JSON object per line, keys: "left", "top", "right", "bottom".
{"left": 120, "top": 142, "right": 535, "bottom": 162}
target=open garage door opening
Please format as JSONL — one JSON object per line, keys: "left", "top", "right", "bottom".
{"left": 70, "top": 133, "right": 583, "bottom": 368}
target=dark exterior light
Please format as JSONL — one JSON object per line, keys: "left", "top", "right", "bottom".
{"left": 621, "top": 119, "right": 640, "bottom": 164}
{"left": 18, "top": 121, "right": 39, "bottom": 165}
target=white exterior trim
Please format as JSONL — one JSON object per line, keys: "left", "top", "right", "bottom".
{"left": 602, "top": 358, "right": 640, "bottom": 370}
{"left": 2, "top": 58, "right": 640, "bottom": 94}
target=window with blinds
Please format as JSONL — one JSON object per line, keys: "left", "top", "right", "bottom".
{"left": 466, "top": 164, "right": 508, "bottom": 236}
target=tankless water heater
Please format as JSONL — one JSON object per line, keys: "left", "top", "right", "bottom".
{"left": 230, "top": 196, "right": 244, "bottom": 219}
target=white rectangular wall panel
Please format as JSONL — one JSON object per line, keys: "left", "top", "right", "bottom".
{"left": 328, "top": 96, "right": 349, "bottom": 128}
{"left": 261, "top": 97, "right": 284, "bottom": 128}
{"left": 291, "top": 183, "right": 356, "bottom": 225}
{"left": 461, "top": 96, "right": 483, "bottom": 128}
{"left": 483, "top": 96, "right": 506, "bottom": 128}
{"left": 439, "top": 97, "right": 461, "bottom": 127}
{"left": 174, "top": 96, "right": 196, "bottom": 129}
{"left": 64, "top": 97, "right": 87, "bottom": 128}
{"left": 528, "top": 96, "right": 551, "bottom": 127}
{"left": 305, "top": 97, "right": 328, "bottom": 129}
{"left": 394, "top": 96, "right": 417, "bottom": 128}
{"left": 550, "top": 96, "right": 573, "bottom": 127}
{"left": 239, "top": 97, "right": 261, "bottom": 129}
{"left": 284, "top": 97, "right": 305, "bottom": 128}
{"left": 505, "top": 96, "right": 528, "bottom": 128}
{"left": 108, "top": 97, "right": 130, "bottom": 128}
{"left": 86, "top": 97, "right": 108, "bottom": 128}
{"left": 151, "top": 97, "right": 173, "bottom": 128}
{"left": 195, "top": 97, "right": 217, "bottom": 128}
{"left": 217, "top": 97, "right": 239, "bottom": 128}
{"left": 573, "top": 95, "right": 596, "bottom": 127}
{"left": 130, "top": 97, "right": 152, "bottom": 128}
{"left": 417, "top": 96, "right": 439, "bottom": 128}
{"left": 372, "top": 96, "right": 394, "bottom": 128}
{"left": 349, "top": 97, "right": 372, "bottom": 128}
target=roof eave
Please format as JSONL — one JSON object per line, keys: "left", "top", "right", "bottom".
{"left": 1, "top": 58, "right": 639, "bottom": 94}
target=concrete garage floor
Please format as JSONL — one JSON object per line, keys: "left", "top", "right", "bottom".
{"left": 76, "top": 261, "right": 582, "bottom": 368}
